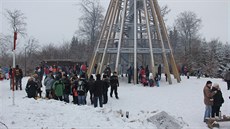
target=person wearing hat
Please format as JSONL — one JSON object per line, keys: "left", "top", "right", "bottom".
{"left": 224, "top": 69, "right": 230, "bottom": 90}
{"left": 211, "top": 83, "right": 224, "bottom": 118}
{"left": 203, "top": 81, "right": 217, "bottom": 122}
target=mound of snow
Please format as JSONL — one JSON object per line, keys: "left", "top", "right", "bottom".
{"left": 147, "top": 111, "right": 186, "bottom": 129}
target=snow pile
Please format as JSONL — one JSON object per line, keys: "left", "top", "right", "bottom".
{"left": 147, "top": 111, "right": 186, "bottom": 129}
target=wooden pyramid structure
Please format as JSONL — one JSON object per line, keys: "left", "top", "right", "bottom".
{"left": 88, "top": 0, "right": 181, "bottom": 84}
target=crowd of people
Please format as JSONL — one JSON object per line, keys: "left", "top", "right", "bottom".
{"left": 25, "top": 64, "right": 119, "bottom": 108}
{"left": 127, "top": 64, "right": 162, "bottom": 87}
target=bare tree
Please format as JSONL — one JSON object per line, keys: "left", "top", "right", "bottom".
{"left": 174, "top": 11, "right": 202, "bottom": 64}
{"left": 160, "top": 5, "right": 171, "bottom": 21}
{"left": 5, "top": 9, "right": 27, "bottom": 37}
{"left": 0, "top": 34, "right": 13, "bottom": 66}
{"left": 0, "top": 34, "right": 13, "bottom": 56}
{"left": 77, "top": 0, "right": 104, "bottom": 46}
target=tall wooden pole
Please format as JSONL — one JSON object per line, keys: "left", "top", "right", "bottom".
{"left": 115, "top": 0, "right": 128, "bottom": 73}
{"left": 88, "top": 0, "right": 114, "bottom": 77}
{"left": 100, "top": 0, "right": 120, "bottom": 74}
{"left": 149, "top": 0, "right": 172, "bottom": 84}
{"left": 153, "top": 0, "right": 181, "bottom": 82}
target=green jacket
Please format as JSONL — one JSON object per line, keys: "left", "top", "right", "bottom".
{"left": 53, "top": 80, "right": 65, "bottom": 96}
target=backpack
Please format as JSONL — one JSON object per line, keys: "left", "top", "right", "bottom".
{"left": 15, "top": 69, "right": 20, "bottom": 76}
{"left": 77, "top": 80, "right": 85, "bottom": 92}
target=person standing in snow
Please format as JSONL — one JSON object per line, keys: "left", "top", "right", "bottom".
{"left": 44, "top": 71, "right": 55, "bottom": 99}
{"left": 62, "top": 74, "right": 71, "bottom": 103}
{"left": 71, "top": 75, "right": 79, "bottom": 104}
{"left": 110, "top": 71, "right": 119, "bottom": 99}
{"left": 127, "top": 66, "right": 133, "bottom": 83}
{"left": 77, "top": 74, "right": 88, "bottom": 105}
{"left": 158, "top": 64, "right": 161, "bottom": 80}
{"left": 92, "top": 74, "right": 104, "bottom": 108}
{"left": 15, "top": 65, "right": 23, "bottom": 90}
{"left": 211, "top": 83, "right": 224, "bottom": 118}
{"left": 145, "top": 65, "right": 150, "bottom": 81}
{"left": 102, "top": 74, "right": 110, "bottom": 104}
{"left": 88, "top": 75, "right": 95, "bottom": 105}
{"left": 104, "top": 65, "right": 111, "bottom": 77}
{"left": 203, "top": 81, "right": 217, "bottom": 122}
{"left": 154, "top": 73, "right": 159, "bottom": 87}
{"left": 224, "top": 69, "right": 230, "bottom": 90}
{"left": 53, "top": 77, "right": 65, "bottom": 101}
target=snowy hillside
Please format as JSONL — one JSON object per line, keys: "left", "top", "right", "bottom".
{"left": 0, "top": 76, "right": 230, "bottom": 129}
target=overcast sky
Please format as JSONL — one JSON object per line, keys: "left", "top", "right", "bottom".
{"left": 0, "top": 0, "right": 229, "bottom": 48}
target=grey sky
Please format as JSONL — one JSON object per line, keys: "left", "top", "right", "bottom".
{"left": 0, "top": 0, "right": 229, "bottom": 49}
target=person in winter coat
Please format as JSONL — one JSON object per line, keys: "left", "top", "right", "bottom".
{"left": 104, "top": 65, "right": 111, "bottom": 77}
{"left": 154, "top": 73, "right": 159, "bottom": 87}
{"left": 145, "top": 65, "right": 150, "bottom": 80}
{"left": 33, "top": 74, "right": 42, "bottom": 98}
{"left": 102, "top": 74, "right": 110, "bottom": 104}
{"left": 62, "top": 74, "right": 71, "bottom": 103}
{"left": 140, "top": 66, "right": 145, "bottom": 82}
{"left": 77, "top": 74, "right": 88, "bottom": 105}
{"left": 110, "top": 72, "right": 119, "bottom": 99}
{"left": 9, "top": 66, "right": 13, "bottom": 90}
{"left": 158, "top": 64, "right": 161, "bottom": 80}
{"left": 211, "top": 83, "right": 224, "bottom": 117}
{"left": 203, "top": 81, "right": 217, "bottom": 122}
{"left": 44, "top": 72, "right": 55, "bottom": 99}
{"left": 224, "top": 69, "right": 230, "bottom": 90}
{"left": 15, "top": 65, "right": 23, "bottom": 90}
{"left": 127, "top": 66, "right": 133, "bottom": 83}
{"left": 53, "top": 77, "right": 65, "bottom": 101}
{"left": 25, "top": 77, "right": 38, "bottom": 99}
{"left": 71, "top": 75, "right": 78, "bottom": 104}
{"left": 92, "top": 74, "right": 104, "bottom": 108}
{"left": 88, "top": 75, "right": 95, "bottom": 104}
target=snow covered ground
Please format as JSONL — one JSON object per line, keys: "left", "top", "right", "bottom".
{"left": 0, "top": 75, "right": 230, "bottom": 129}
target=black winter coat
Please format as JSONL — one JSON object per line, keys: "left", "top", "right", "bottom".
{"left": 88, "top": 78, "right": 95, "bottom": 93}
{"left": 26, "top": 80, "right": 38, "bottom": 98}
{"left": 92, "top": 80, "right": 104, "bottom": 97}
{"left": 62, "top": 78, "right": 71, "bottom": 94}
{"left": 110, "top": 75, "right": 119, "bottom": 87}
{"left": 103, "top": 79, "right": 110, "bottom": 93}
{"left": 212, "top": 88, "right": 224, "bottom": 107}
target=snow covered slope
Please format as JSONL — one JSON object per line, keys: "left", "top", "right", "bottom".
{"left": 0, "top": 76, "right": 230, "bottom": 129}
